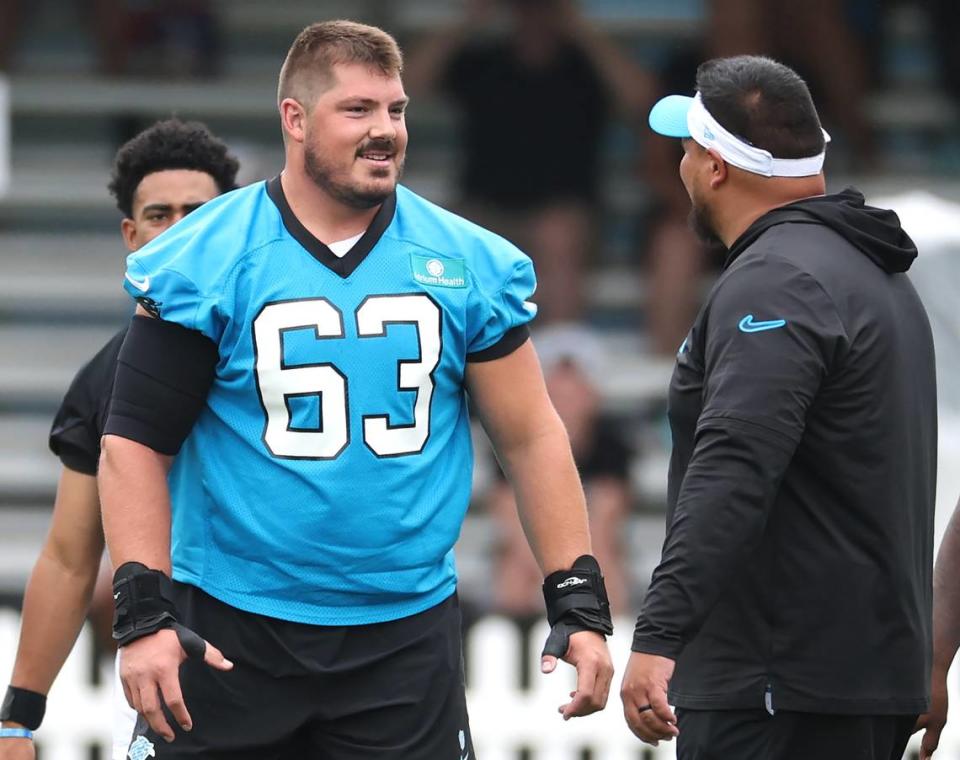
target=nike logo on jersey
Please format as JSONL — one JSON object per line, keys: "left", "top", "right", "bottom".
{"left": 125, "top": 272, "right": 151, "bottom": 292}
{"left": 738, "top": 314, "right": 786, "bottom": 333}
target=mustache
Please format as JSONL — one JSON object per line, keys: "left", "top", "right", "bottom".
{"left": 356, "top": 139, "right": 397, "bottom": 156}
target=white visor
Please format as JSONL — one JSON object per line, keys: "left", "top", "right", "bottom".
{"left": 687, "top": 93, "right": 831, "bottom": 177}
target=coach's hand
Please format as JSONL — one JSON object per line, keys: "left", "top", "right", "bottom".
{"left": 541, "top": 629, "right": 613, "bottom": 719}
{"left": 620, "top": 651, "right": 678, "bottom": 746}
{"left": 916, "top": 667, "right": 949, "bottom": 759}
{"left": 120, "top": 628, "right": 232, "bottom": 743}
{"left": 0, "top": 729, "right": 34, "bottom": 760}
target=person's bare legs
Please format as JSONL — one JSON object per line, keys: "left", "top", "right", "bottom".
{"left": 584, "top": 478, "right": 630, "bottom": 616}
{"left": 775, "top": 0, "right": 874, "bottom": 166}
{"left": 0, "top": 0, "right": 26, "bottom": 72}
{"left": 707, "top": 0, "right": 766, "bottom": 58}
{"left": 527, "top": 202, "right": 592, "bottom": 324}
{"left": 641, "top": 126, "right": 707, "bottom": 355}
{"left": 709, "top": 0, "right": 874, "bottom": 167}
{"left": 87, "top": 0, "right": 130, "bottom": 75}
{"left": 645, "top": 217, "right": 703, "bottom": 355}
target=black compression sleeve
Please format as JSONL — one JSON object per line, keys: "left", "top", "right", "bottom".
{"left": 103, "top": 316, "right": 218, "bottom": 454}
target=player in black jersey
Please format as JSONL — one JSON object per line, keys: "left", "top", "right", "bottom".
{"left": 0, "top": 119, "right": 238, "bottom": 760}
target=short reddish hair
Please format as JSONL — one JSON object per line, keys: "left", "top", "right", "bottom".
{"left": 277, "top": 20, "right": 403, "bottom": 108}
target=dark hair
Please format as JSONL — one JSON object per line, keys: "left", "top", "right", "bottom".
{"left": 277, "top": 20, "right": 403, "bottom": 108}
{"left": 108, "top": 118, "right": 240, "bottom": 217}
{"left": 696, "top": 55, "right": 825, "bottom": 159}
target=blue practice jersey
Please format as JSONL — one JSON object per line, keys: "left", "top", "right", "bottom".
{"left": 122, "top": 178, "right": 537, "bottom": 625}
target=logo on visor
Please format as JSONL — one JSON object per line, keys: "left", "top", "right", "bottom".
{"left": 703, "top": 126, "right": 716, "bottom": 141}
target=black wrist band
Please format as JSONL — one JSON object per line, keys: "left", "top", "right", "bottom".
{"left": 111, "top": 562, "right": 179, "bottom": 647}
{"left": 0, "top": 686, "right": 46, "bottom": 731}
{"left": 542, "top": 554, "right": 614, "bottom": 636}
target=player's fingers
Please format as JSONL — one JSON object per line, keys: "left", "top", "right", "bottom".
{"left": 121, "top": 673, "right": 137, "bottom": 711}
{"left": 137, "top": 681, "right": 175, "bottom": 743}
{"left": 649, "top": 686, "right": 678, "bottom": 727}
{"left": 541, "top": 623, "right": 572, "bottom": 665}
{"left": 627, "top": 687, "right": 678, "bottom": 741}
{"left": 172, "top": 623, "right": 206, "bottom": 661}
{"left": 158, "top": 670, "right": 192, "bottom": 732}
{"left": 561, "top": 657, "right": 600, "bottom": 719}
{"left": 202, "top": 639, "right": 234, "bottom": 671}
{"left": 622, "top": 697, "right": 662, "bottom": 745}
{"left": 921, "top": 727, "right": 942, "bottom": 760}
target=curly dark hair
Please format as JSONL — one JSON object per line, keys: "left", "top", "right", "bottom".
{"left": 108, "top": 118, "right": 240, "bottom": 217}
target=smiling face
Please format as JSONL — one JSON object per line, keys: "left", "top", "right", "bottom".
{"left": 294, "top": 62, "right": 408, "bottom": 209}
{"left": 121, "top": 168, "right": 220, "bottom": 251}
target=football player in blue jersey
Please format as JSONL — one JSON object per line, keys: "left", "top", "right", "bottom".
{"left": 0, "top": 119, "right": 239, "bottom": 760}
{"left": 98, "top": 20, "right": 614, "bottom": 759}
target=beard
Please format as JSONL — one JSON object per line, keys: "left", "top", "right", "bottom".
{"left": 688, "top": 197, "right": 725, "bottom": 250}
{"left": 303, "top": 141, "right": 404, "bottom": 210}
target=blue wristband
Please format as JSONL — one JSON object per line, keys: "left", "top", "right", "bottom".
{"left": 0, "top": 728, "right": 33, "bottom": 739}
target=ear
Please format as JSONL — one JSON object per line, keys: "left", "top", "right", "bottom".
{"left": 705, "top": 148, "right": 728, "bottom": 189}
{"left": 120, "top": 218, "right": 138, "bottom": 252}
{"left": 280, "top": 98, "right": 307, "bottom": 143}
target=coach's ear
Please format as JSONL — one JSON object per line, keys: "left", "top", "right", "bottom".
{"left": 705, "top": 148, "right": 729, "bottom": 190}
{"left": 280, "top": 98, "right": 307, "bottom": 144}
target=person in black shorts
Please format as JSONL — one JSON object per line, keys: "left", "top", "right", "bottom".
{"left": 98, "top": 20, "right": 615, "bottom": 760}
{"left": 0, "top": 118, "right": 238, "bottom": 759}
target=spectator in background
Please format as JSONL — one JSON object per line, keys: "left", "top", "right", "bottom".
{"left": 0, "top": 0, "right": 219, "bottom": 77}
{"left": 485, "top": 324, "right": 633, "bottom": 621}
{"left": 406, "top": 0, "right": 652, "bottom": 324}
{"left": 926, "top": 0, "right": 960, "bottom": 109}
{"left": 706, "top": 0, "right": 874, "bottom": 166}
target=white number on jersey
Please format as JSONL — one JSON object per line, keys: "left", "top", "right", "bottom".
{"left": 253, "top": 294, "right": 441, "bottom": 459}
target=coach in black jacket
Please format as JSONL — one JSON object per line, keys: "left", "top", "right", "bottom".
{"left": 620, "top": 55, "right": 937, "bottom": 759}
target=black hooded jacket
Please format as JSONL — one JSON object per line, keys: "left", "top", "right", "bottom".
{"left": 633, "top": 188, "right": 937, "bottom": 714}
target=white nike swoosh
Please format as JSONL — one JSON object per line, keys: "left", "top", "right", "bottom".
{"left": 125, "top": 272, "right": 150, "bottom": 292}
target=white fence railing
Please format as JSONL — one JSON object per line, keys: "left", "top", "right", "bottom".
{"left": 0, "top": 609, "right": 947, "bottom": 759}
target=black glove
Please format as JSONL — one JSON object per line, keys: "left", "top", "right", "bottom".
{"left": 541, "top": 554, "right": 614, "bottom": 659}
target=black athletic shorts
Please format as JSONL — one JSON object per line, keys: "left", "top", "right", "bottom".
{"left": 675, "top": 708, "right": 917, "bottom": 760}
{"left": 122, "top": 583, "right": 476, "bottom": 760}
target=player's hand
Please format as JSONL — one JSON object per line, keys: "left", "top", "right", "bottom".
{"left": 620, "top": 651, "right": 678, "bottom": 746}
{"left": 119, "top": 628, "right": 232, "bottom": 743}
{"left": 915, "top": 667, "right": 949, "bottom": 759}
{"left": 541, "top": 629, "right": 613, "bottom": 719}
{"left": 0, "top": 728, "right": 35, "bottom": 760}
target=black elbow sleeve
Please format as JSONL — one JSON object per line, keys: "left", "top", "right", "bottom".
{"left": 103, "top": 316, "right": 218, "bottom": 455}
